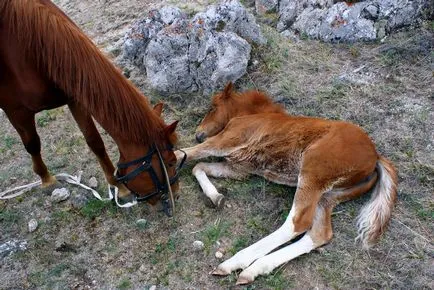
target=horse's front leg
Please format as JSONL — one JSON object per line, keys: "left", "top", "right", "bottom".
{"left": 192, "top": 162, "right": 247, "bottom": 208}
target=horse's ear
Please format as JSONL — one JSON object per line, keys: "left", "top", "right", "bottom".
{"left": 222, "top": 82, "right": 233, "bottom": 99}
{"left": 153, "top": 102, "right": 164, "bottom": 117}
{"left": 165, "top": 120, "right": 179, "bottom": 135}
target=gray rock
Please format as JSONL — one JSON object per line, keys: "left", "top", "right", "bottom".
{"left": 144, "top": 20, "right": 197, "bottom": 94}
{"left": 277, "top": 0, "right": 308, "bottom": 32}
{"left": 293, "top": 2, "right": 377, "bottom": 42}
{"left": 0, "top": 240, "right": 27, "bottom": 259}
{"left": 362, "top": 4, "right": 380, "bottom": 20}
{"left": 188, "top": 31, "right": 251, "bottom": 94}
{"left": 192, "top": 1, "right": 266, "bottom": 44}
{"left": 277, "top": 0, "right": 428, "bottom": 42}
{"left": 281, "top": 29, "right": 300, "bottom": 42}
{"left": 51, "top": 187, "right": 70, "bottom": 202}
{"left": 28, "top": 219, "right": 38, "bottom": 233}
{"left": 255, "top": 0, "right": 278, "bottom": 14}
{"left": 123, "top": 0, "right": 264, "bottom": 94}
{"left": 88, "top": 177, "right": 98, "bottom": 189}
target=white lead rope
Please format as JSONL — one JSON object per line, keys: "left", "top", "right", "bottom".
{"left": 0, "top": 172, "right": 137, "bottom": 208}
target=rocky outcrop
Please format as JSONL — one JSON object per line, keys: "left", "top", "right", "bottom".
{"left": 123, "top": 1, "right": 265, "bottom": 94}
{"left": 257, "top": 0, "right": 429, "bottom": 42}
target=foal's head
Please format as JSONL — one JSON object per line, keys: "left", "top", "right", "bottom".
{"left": 195, "top": 82, "right": 284, "bottom": 142}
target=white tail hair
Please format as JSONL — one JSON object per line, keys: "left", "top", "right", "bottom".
{"left": 356, "top": 156, "right": 397, "bottom": 248}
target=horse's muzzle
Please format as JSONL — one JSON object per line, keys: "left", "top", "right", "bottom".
{"left": 196, "top": 132, "right": 207, "bottom": 143}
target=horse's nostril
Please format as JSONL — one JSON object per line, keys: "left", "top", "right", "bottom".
{"left": 196, "top": 132, "right": 206, "bottom": 143}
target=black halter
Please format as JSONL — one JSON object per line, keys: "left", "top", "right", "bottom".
{"left": 114, "top": 144, "right": 186, "bottom": 216}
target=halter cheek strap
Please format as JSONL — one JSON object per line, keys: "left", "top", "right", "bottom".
{"left": 114, "top": 145, "right": 187, "bottom": 217}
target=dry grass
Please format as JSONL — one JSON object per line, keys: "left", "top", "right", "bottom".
{"left": 1, "top": 1, "right": 433, "bottom": 289}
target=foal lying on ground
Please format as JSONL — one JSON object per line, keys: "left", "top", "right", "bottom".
{"left": 178, "top": 83, "right": 397, "bottom": 284}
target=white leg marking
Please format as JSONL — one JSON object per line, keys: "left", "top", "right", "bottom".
{"left": 192, "top": 163, "right": 225, "bottom": 208}
{"left": 213, "top": 208, "right": 301, "bottom": 275}
{"left": 236, "top": 234, "right": 316, "bottom": 284}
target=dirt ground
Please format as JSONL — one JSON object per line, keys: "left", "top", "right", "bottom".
{"left": 1, "top": 0, "right": 433, "bottom": 289}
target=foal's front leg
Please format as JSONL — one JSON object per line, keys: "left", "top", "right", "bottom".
{"left": 193, "top": 162, "right": 247, "bottom": 208}
{"left": 176, "top": 135, "right": 233, "bottom": 162}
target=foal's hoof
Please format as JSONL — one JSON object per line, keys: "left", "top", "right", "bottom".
{"left": 236, "top": 275, "right": 254, "bottom": 285}
{"left": 210, "top": 266, "right": 230, "bottom": 276}
{"left": 215, "top": 195, "right": 226, "bottom": 209}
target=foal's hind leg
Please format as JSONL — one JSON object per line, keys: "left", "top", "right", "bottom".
{"left": 236, "top": 200, "right": 335, "bottom": 284}
{"left": 193, "top": 162, "right": 247, "bottom": 208}
{"left": 212, "top": 176, "right": 326, "bottom": 276}
{"left": 68, "top": 103, "right": 130, "bottom": 197}
{"left": 5, "top": 110, "right": 56, "bottom": 187}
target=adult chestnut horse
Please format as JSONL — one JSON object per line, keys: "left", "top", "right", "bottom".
{"left": 0, "top": 0, "right": 180, "bottom": 207}
{"left": 179, "top": 83, "right": 397, "bottom": 284}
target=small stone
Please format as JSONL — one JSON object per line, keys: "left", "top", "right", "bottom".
{"left": 139, "top": 264, "right": 147, "bottom": 272}
{"left": 28, "top": 219, "right": 38, "bottom": 232}
{"left": 215, "top": 251, "right": 224, "bottom": 259}
{"left": 149, "top": 285, "right": 157, "bottom": 290}
{"left": 192, "top": 240, "right": 204, "bottom": 251}
{"left": 217, "top": 247, "right": 226, "bottom": 254}
{"left": 136, "top": 219, "right": 148, "bottom": 229}
{"left": 226, "top": 203, "right": 232, "bottom": 208}
{"left": 51, "top": 188, "right": 70, "bottom": 202}
{"left": 88, "top": 177, "right": 98, "bottom": 188}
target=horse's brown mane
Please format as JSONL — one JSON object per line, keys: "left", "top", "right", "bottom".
{"left": 0, "top": 0, "right": 165, "bottom": 145}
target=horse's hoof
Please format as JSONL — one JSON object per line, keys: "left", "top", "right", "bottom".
{"left": 40, "top": 181, "right": 62, "bottom": 195}
{"left": 210, "top": 266, "right": 230, "bottom": 276}
{"left": 41, "top": 175, "right": 58, "bottom": 188}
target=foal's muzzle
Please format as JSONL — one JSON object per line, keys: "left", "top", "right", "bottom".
{"left": 196, "top": 132, "right": 206, "bottom": 143}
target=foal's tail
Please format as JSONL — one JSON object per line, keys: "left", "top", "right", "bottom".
{"left": 356, "top": 156, "right": 398, "bottom": 248}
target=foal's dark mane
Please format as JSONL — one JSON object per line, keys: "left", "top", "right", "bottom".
{"left": 1, "top": 0, "right": 165, "bottom": 145}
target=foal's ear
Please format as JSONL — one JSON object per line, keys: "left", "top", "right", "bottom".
{"left": 222, "top": 82, "right": 233, "bottom": 99}
{"left": 165, "top": 120, "right": 179, "bottom": 135}
{"left": 153, "top": 102, "right": 164, "bottom": 117}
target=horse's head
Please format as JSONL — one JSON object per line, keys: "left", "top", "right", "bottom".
{"left": 195, "top": 82, "right": 237, "bottom": 142}
{"left": 195, "top": 82, "right": 284, "bottom": 143}
{"left": 115, "top": 103, "right": 184, "bottom": 214}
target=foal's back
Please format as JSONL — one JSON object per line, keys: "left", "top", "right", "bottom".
{"left": 221, "top": 112, "right": 378, "bottom": 184}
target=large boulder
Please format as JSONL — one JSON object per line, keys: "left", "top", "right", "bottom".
{"left": 123, "top": 1, "right": 265, "bottom": 95}
{"left": 263, "top": 0, "right": 428, "bottom": 42}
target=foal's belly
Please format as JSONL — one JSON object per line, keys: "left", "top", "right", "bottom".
{"left": 253, "top": 168, "right": 299, "bottom": 186}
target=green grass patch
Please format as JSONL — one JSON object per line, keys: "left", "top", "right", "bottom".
{"left": 229, "top": 236, "right": 250, "bottom": 255}
{"left": 264, "top": 269, "right": 293, "bottom": 290}
{"left": 36, "top": 109, "right": 60, "bottom": 127}
{"left": 201, "top": 220, "right": 231, "bottom": 252}
{"left": 247, "top": 216, "right": 269, "bottom": 235}
{"left": 0, "top": 209, "right": 21, "bottom": 225}
{"left": 117, "top": 278, "right": 132, "bottom": 290}
{"left": 51, "top": 208, "right": 75, "bottom": 223}
{"left": 80, "top": 199, "right": 113, "bottom": 219}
